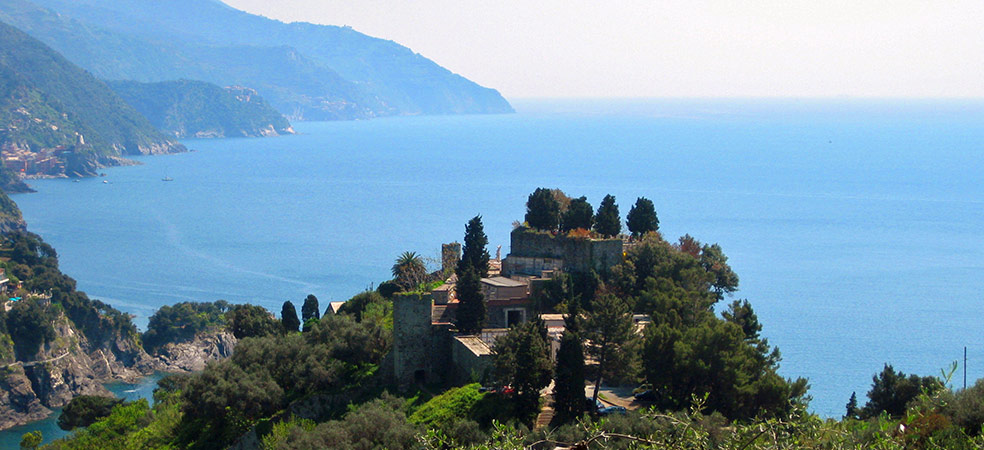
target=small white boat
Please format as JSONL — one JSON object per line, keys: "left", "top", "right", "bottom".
{"left": 102, "top": 180, "right": 108, "bottom": 184}
{"left": 162, "top": 176, "right": 173, "bottom": 182}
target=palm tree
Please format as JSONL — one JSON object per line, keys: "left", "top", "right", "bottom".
{"left": 392, "top": 251, "right": 427, "bottom": 290}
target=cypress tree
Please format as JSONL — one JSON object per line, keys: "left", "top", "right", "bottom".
{"left": 553, "top": 330, "right": 586, "bottom": 423}
{"left": 525, "top": 187, "right": 561, "bottom": 231}
{"left": 593, "top": 194, "right": 621, "bottom": 237}
{"left": 280, "top": 301, "right": 300, "bottom": 333}
{"left": 301, "top": 294, "right": 320, "bottom": 322}
{"left": 454, "top": 264, "right": 486, "bottom": 334}
{"left": 457, "top": 215, "right": 490, "bottom": 278}
{"left": 626, "top": 197, "right": 659, "bottom": 237}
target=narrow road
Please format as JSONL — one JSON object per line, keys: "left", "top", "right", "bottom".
{"left": 2, "top": 351, "right": 70, "bottom": 369}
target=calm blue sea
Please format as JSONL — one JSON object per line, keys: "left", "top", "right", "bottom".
{"left": 6, "top": 99, "right": 984, "bottom": 433}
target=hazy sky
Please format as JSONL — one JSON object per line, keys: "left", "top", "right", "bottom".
{"left": 223, "top": 0, "right": 984, "bottom": 99}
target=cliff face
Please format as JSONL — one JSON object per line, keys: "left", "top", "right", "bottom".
{"left": 0, "top": 312, "right": 157, "bottom": 430}
{"left": 154, "top": 330, "right": 237, "bottom": 373}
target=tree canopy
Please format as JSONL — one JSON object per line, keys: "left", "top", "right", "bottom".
{"left": 454, "top": 264, "right": 486, "bottom": 334}
{"left": 593, "top": 194, "right": 621, "bottom": 237}
{"left": 457, "top": 215, "right": 490, "bottom": 279}
{"left": 392, "top": 251, "right": 428, "bottom": 291}
{"left": 142, "top": 301, "right": 230, "bottom": 353}
{"left": 560, "top": 196, "right": 593, "bottom": 232}
{"left": 492, "top": 320, "right": 553, "bottom": 423}
{"left": 280, "top": 301, "right": 300, "bottom": 334}
{"left": 626, "top": 197, "right": 659, "bottom": 237}
{"left": 525, "top": 187, "right": 561, "bottom": 231}
{"left": 301, "top": 294, "right": 320, "bottom": 322}
{"left": 225, "top": 304, "right": 279, "bottom": 339}
{"left": 553, "top": 330, "right": 585, "bottom": 423}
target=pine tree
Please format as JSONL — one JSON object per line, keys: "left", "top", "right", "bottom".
{"left": 280, "top": 301, "right": 300, "bottom": 333}
{"left": 553, "top": 330, "right": 585, "bottom": 423}
{"left": 457, "top": 215, "right": 490, "bottom": 278}
{"left": 593, "top": 194, "right": 621, "bottom": 237}
{"left": 525, "top": 187, "right": 561, "bottom": 231}
{"left": 845, "top": 391, "right": 860, "bottom": 419}
{"left": 301, "top": 294, "right": 320, "bottom": 322}
{"left": 492, "top": 321, "right": 553, "bottom": 423}
{"left": 454, "top": 264, "right": 486, "bottom": 334}
{"left": 586, "top": 294, "right": 635, "bottom": 406}
{"left": 626, "top": 197, "right": 658, "bottom": 237}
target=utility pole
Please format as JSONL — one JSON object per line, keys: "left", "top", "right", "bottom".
{"left": 964, "top": 346, "right": 968, "bottom": 391}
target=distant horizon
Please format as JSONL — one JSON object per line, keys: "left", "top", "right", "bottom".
{"left": 224, "top": 0, "right": 984, "bottom": 100}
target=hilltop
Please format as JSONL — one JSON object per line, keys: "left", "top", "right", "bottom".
{"left": 107, "top": 80, "right": 294, "bottom": 139}
{"left": 0, "top": 0, "right": 514, "bottom": 121}
{"left": 0, "top": 21, "right": 185, "bottom": 178}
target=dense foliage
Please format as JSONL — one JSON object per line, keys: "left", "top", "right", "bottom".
{"left": 57, "top": 396, "right": 123, "bottom": 431}
{"left": 552, "top": 330, "right": 586, "bottom": 423}
{"left": 626, "top": 197, "right": 659, "bottom": 237}
{"left": 492, "top": 320, "right": 553, "bottom": 423}
{"left": 593, "top": 194, "right": 621, "bottom": 237}
{"left": 561, "top": 196, "right": 594, "bottom": 232}
{"left": 392, "top": 251, "right": 428, "bottom": 291}
{"left": 457, "top": 215, "right": 490, "bottom": 279}
{"left": 280, "top": 301, "right": 300, "bottom": 334}
{"left": 454, "top": 264, "right": 486, "bottom": 334}
{"left": 176, "top": 313, "right": 390, "bottom": 449}
{"left": 860, "top": 364, "right": 944, "bottom": 419}
{"left": 225, "top": 303, "right": 280, "bottom": 339}
{"left": 301, "top": 294, "right": 320, "bottom": 323}
{"left": 0, "top": 232, "right": 137, "bottom": 359}
{"left": 525, "top": 187, "right": 561, "bottom": 231}
{"left": 141, "top": 300, "right": 229, "bottom": 353}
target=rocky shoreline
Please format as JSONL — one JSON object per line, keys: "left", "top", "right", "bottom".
{"left": 0, "top": 327, "right": 236, "bottom": 431}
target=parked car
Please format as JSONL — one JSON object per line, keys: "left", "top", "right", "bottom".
{"left": 633, "top": 389, "right": 658, "bottom": 402}
{"left": 598, "top": 405, "right": 627, "bottom": 416}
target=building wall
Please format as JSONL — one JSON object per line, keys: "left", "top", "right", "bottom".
{"left": 482, "top": 283, "right": 527, "bottom": 302}
{"left": 392, "top": 292, "right": 434, "bottom": 387}
{"left": 486, "top": 301, "right": 532, "bottom": 329}
{"left": 451, "top": 337, "right": 493, "bottom": 384}
{"left": 508, "top": 227, "right": 623, "bottom": 273}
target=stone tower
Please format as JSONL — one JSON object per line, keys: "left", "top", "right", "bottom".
{"left": 441, "top": 242, "right": 461, "bottom": 276}
{"left": 392, "top": 292, "right": 434, "bottom": 387}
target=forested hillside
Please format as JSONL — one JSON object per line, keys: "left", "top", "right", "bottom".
{"left": 0, "top": 21, "right": 184, "bottom": 177}
{"left": 107, "top": 80, "right": 294, "bottom": 138}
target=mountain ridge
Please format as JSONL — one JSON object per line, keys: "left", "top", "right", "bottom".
{"left": 1, "top": 0, "right": 513, "bottom": 120}
{"left": 0, "top": 19, "right": 185, "bottom": 178}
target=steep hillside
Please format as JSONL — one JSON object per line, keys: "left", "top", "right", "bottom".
{"left": 0, "top": 20, "right": 185, "bottom": 177}
{"left": 107, "top": 80, "right": 294, "bottom": 138}
{"left": 0, "top": 0, "right": 513, "bottom": 120}
{"left": 0, "top": 230, "right": 158, "bottom": 429}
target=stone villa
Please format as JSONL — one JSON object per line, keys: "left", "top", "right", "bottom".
{"left": 390, "top": 226, "right": 624, "bottom": 387}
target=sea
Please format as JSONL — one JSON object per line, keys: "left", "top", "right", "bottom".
{"left": 3, "top": 98, "right": 983, "bottom": 442}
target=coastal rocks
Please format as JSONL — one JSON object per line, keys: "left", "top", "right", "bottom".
{"left": 0, "top": 367, "right": 51, "bottom": 430}
{"left": 154, "top": 330, "right": 237, "bottom": 372}
{"left": 0, "top": 313, "right": 157, "bottom": 430}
